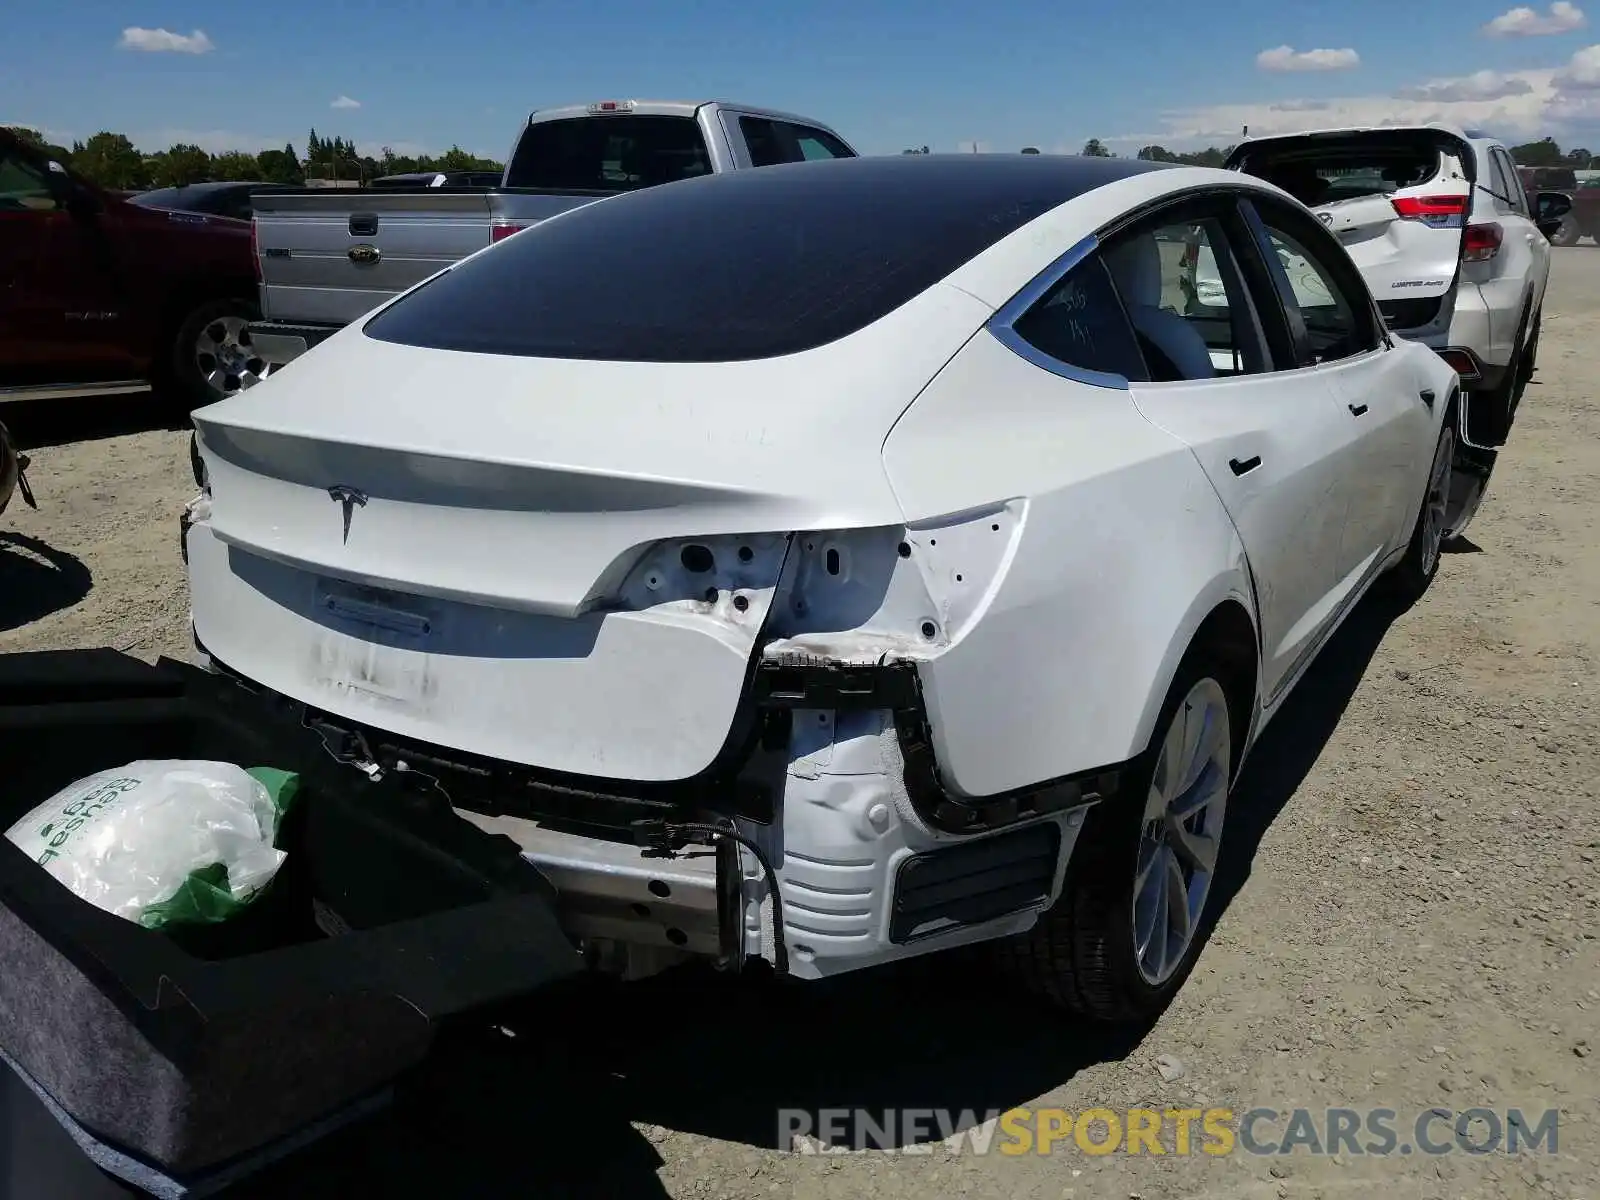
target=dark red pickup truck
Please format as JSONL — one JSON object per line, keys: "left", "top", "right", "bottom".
{"left": 0, "top": 128, "right": 262, "bottom": 410}
{"left": 1517, "top": 164, "right": 1600, "bottom": 245}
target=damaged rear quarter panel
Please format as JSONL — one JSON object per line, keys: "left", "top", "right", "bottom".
{"left": 879, "top": 330, "right": 1255, "bottom": 798}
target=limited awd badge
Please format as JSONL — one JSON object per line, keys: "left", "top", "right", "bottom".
{"left": 348, "top": 243, "right": 381, "bottom": 265}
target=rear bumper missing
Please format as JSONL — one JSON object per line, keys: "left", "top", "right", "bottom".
{"left": 190, "top": 618, "right": 1118, "bottom": 981}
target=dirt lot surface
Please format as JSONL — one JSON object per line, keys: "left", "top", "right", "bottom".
{"left": 3, "top": 254, "right": 1597, "bottom": 1199}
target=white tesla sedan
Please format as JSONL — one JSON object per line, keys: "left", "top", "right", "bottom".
{"left": 184, "top": 153, "right": 1462, "bottom": 1023}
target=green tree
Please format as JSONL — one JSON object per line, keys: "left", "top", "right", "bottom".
{"left": 71, "top": 131, "right": 147, "bottom": 189}
{"left": 1081, "top": 138, "right": 1112, "bottom": 158}
{"left": 1021, "top": 146, "right": 1041, "bottom": 154}
{"left": 152, "top": 143, "right": 212, "bottom": 187}
{"left": 1566, "top": 146, "right": 1592, "bottom": 167}
{"left": 1176, "top": 146, "right": 1231, "bottom": 168}
{"left": 256, "top": 144, "right": 303, "bottom": 185}
{"left": 437, "top": 144, "right": 480, "bottom": 172}
{"left": 1137, "top": 144, "right": 1180, "bottom": 163}
{"left": 900, "top": 144, "right": 930, "bottom": 155}
{"left": 3, "top": 125, "right": 72, "bottom": 163}
{"left": 1510, "top": 137, "right": 1564, "bottom": 167}
{"left": 211, "top": 151, "right": 262, "bottom": 181}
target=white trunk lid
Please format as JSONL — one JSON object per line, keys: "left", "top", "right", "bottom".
{"left": 187, "top": 287, "right": 985, "bottom": 781}
{"left": 1225, "top": 129, "right": 1474, "bottom": 310}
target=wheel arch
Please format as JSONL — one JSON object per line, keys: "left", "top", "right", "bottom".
{"left": 152, "top": 275, "right": 258, "bottom": 369}
{"left": 1132, "top": 589, "right": 1260, "bottom": 784}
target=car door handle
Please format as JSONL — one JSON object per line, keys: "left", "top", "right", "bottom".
{"left": 1228, "top": 455, "right": 1262, "bottom": 476}
{"left": 1348, "top": 402, "right": 1369, "bottom": 417}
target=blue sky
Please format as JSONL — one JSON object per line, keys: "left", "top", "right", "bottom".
{"left": 6, "top": 1, "right": 1600, "bottom": 159}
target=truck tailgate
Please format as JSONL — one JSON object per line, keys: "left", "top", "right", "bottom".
{"left": 254, "top": 192, "right": 498, "bottom": 327}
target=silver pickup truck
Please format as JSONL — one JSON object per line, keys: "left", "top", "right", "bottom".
{"left": 246, "top": 100, "right": 857, "bottom": 369}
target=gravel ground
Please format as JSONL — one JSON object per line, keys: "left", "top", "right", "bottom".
{"left": 3, "top": 253, "right": 1597, "bottom": 1200}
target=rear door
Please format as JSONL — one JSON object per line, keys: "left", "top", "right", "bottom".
{"left": 1479, "top": 144, "right": 1547, "bottom": 357}
{"left": 1226, "top": 130, "right": 1473, "bottom": 330}
{"left": 1101, "top": 192, "right": 1364, "bottom": 700}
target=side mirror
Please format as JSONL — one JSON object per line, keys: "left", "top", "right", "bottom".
{"left": 1535, "top": 190, "right": 1573, "bottom": 240}
{"left": 44, "top": 162, "right": 101, "bottom": 218}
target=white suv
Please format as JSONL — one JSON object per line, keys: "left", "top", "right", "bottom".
{"left": 1206, "top": 126, "right": 1571, "bottom": 524}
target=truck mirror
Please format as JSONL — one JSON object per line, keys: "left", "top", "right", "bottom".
{"left": 1535, "top": 190, "right": 1573, "bottom": 240}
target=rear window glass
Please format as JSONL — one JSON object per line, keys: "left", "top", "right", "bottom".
{"left": 505, "top": 115, "right": 711, "bottom": 191}
{"left": 740, "top": 117, "right": 855, "bottom": 166}
{"left": 1237, "top": 146, "right": 1443, "bottom": 207}
{"left": 362, "top": 155, "right": 1131, "bottom": 363}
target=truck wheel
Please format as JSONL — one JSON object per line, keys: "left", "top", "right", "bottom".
{"left": 993, "top": 655, "right": 1237, "bottom": 1023}
{"left": 169, "top": 298, "right": 268, "bottom": 411}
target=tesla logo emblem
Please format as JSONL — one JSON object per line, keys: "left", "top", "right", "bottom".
{"left": 1318, "top": 212, "right": 1333, "bottom": 226}
{"left": 327, "top": 485, "right": 367, "bottom": 543}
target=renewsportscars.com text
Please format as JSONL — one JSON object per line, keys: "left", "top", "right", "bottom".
{"left": 780, "top": 1106, "right": 1560, "bottom": 1157}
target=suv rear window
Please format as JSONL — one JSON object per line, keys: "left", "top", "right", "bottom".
{"left": 504, "top": 115, "right": 711, "bottom": 191}
{"left": 1231, "top": 138, "right": 1450, "bottom": 208}
{"left": 362, "top": 155, "right": 1136, "bottom": 363}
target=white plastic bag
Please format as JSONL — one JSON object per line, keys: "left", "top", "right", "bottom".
{"left": 5, "top": 760, "right": 289, "bottom": 926}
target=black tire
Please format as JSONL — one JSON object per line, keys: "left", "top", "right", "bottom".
{"left": 993, "top": 649, "right": 1245, "bottom": 1023}
{"left": 1513, "top": 312, "right": 1540, "bottom": 419}
{"left": 1466, "top": 304, "right": 1531, "bottom": 448}
{"left": 166, "top": 297, "right": 265, "bottom": 411}
{"left": 1386, "top": 405, "right": 1457, "bottom": 603}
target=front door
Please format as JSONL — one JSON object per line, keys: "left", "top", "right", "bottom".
{"left": 1246, "top": 194, "right": 1433, "bottom": 581}
{"left": 0, "top": 146, "right": 127, "bottom": 381}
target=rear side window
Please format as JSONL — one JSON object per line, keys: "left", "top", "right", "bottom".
{"left": 1006, "top": 255, "right": 1149, "bottom": 382}
{"left": 363, "top": 157, "right": 1081, "bottom": 363}
{"left": 739, "top": 117, "right": 856, "bottom": 167}
{"left": 505, "top": 116, "right": 711, "bottom": 191}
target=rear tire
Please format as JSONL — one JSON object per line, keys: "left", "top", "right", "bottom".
{"left": 167, "top": 298, "right": 266, "bottom": 412}
{"left": 1513, "top": 312, "right": 1540, "bottom": 420}
{"left": 993, "top": 652, "right": 1240, "bottom": 1023}
{"left": 1386, "top": 409, "right": 1456, "bottom": 603}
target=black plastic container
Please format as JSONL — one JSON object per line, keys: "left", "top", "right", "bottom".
{"left": 0, "top": 650, "right": 583, "bottom": 1182}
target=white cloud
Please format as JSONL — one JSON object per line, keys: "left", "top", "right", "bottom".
{"left": 1483, "top": 3, "right": 1586, "bottom": 36}
{"left": 1256, "top": 45, "right": 1361, "bottom": 72}
{"left": 1554, "top": 42, "right": 1600, "bottom": 86}
{"left": 118, "top": 27, "right": 215, "bottom": 54}
{"left": 1105, "top": 63, "right": 1568, "bottom": 150}
{"left": 330, "top": 95, "right": 361, "bottom": 110}
{"left": 1397, "top": 69, "right": 1536, "bottom": 101}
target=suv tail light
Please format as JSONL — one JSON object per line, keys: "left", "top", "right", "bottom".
{"left": 1462, "top": 222, "right": 1504, "bottom": 262}
{"left": 1391, "top": 195, "right": 1469, "bottom": 220}
{"left": 250, "top": 219, "right": 262, "bottom": 283}
{"left": 490, "top": 221, "right": 529, "bottom": 243}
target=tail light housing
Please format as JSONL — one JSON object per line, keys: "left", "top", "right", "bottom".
{"left": 1462, "top": 222, "right": 1503, "bottom": 262}
{"left": 490, "top": 220, "right": 529, "bottom": 243}
{"left": 1391, "top": 195, "right": 1469, "bottom": 221}
{"left": 1437, "top": 349, "right": 1482, "bottom": 381}
{"left": 250, "top": 219, "right": 262, "bottom": 283}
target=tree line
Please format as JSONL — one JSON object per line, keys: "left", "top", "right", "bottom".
{"left": 908, "top": 136, "right": 1597, "bottom": 169}
{"left": 3, "top": 125, "right": 503, "bottom": 191}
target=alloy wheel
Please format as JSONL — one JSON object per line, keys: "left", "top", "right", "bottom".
{"left": 1132, "top": 677, "right": 1231, "bottom": 987}
{"left": 193, "top": 315, "right": 268, "bottom": 400}
{"left": 1420, "top": 426, "right": 1455, "bottom": 576}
